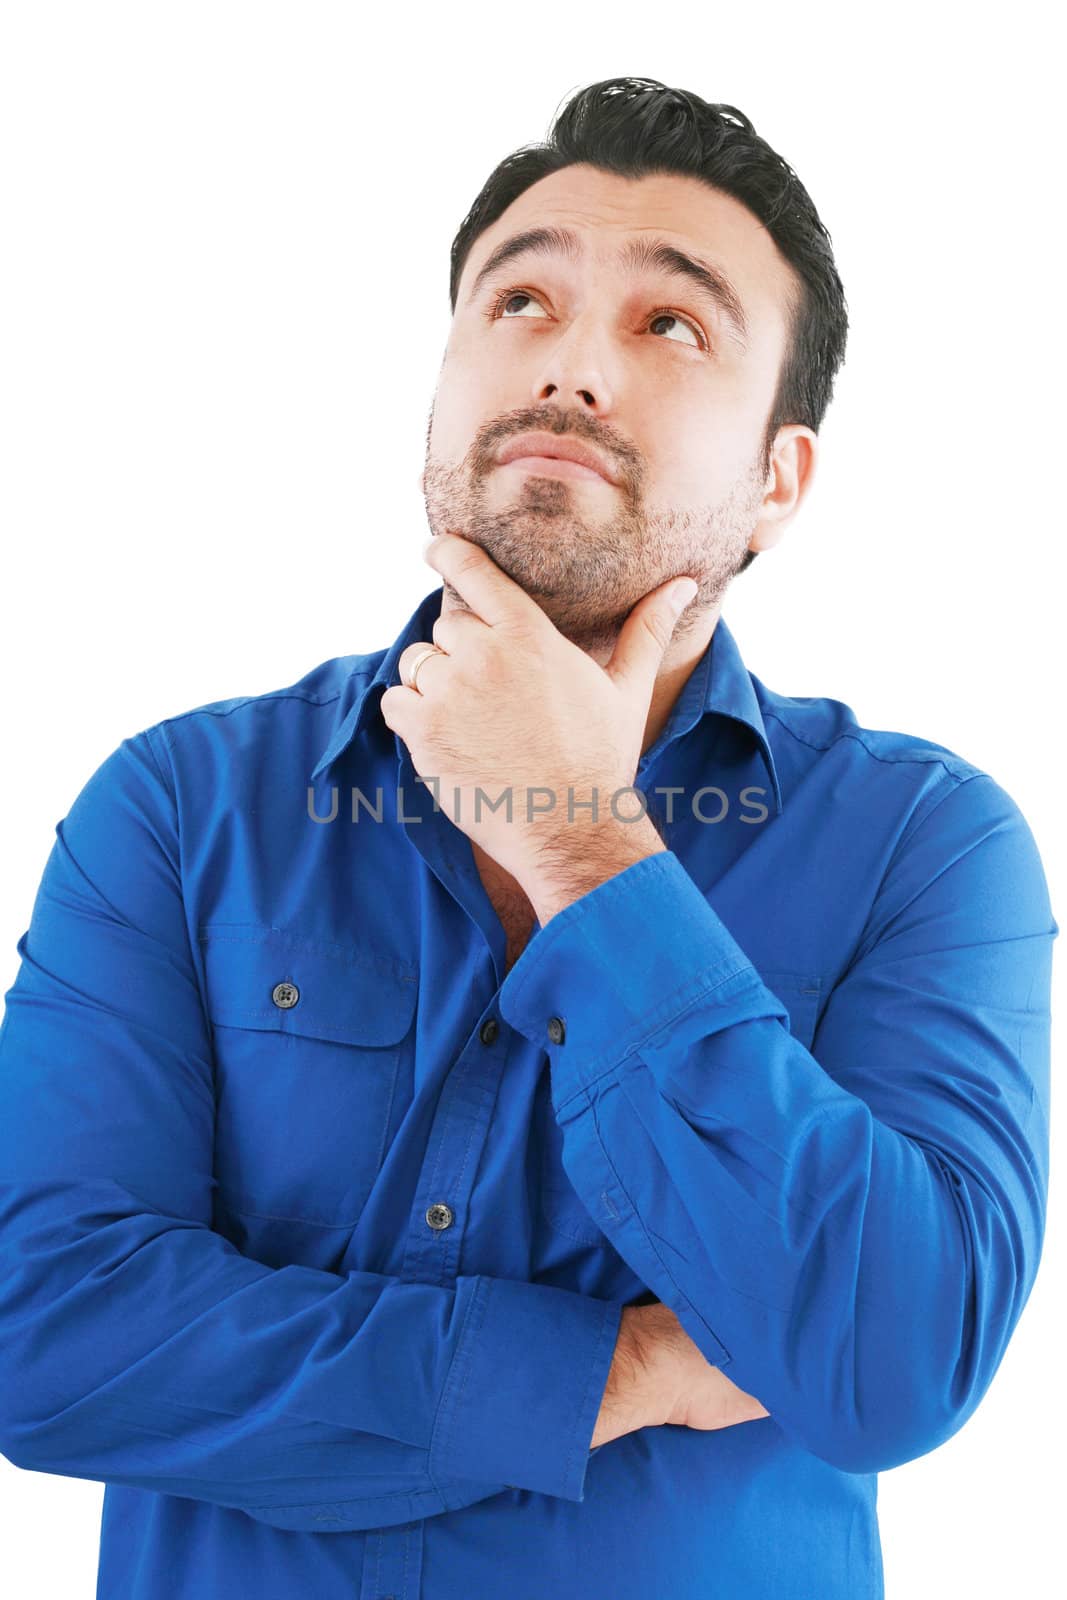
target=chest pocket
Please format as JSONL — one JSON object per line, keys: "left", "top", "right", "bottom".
{"left": 200, "top": 926, "right": 417, "bottom": 1229}
{"left": 537, "top": 970, "right": 822, "bottom": 1249}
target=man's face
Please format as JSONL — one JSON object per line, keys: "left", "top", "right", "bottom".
{"left": 421, "top": 163, "right": 808, "bottom": 657}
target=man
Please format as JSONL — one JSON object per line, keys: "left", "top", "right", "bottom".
{"left": 0, "top": 76, "right": 1055, "bottom": 1600}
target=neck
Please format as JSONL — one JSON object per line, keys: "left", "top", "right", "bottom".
{"left": 640, "top": 604, "right": 721, "bottom": 755}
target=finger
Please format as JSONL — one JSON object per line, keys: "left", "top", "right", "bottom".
{"left": 605, "top": 579, "right": 695, "bottom": 696}
{"left": 432, "top": 610, "right": 489, "bottom": 654}
{"left": 424, "top": 532, "right": 539, "bottom": 630}
{"left": 396, "top": 641, "right": 451, "bottom": 696}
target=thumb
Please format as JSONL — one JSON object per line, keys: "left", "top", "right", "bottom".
{"left": 605, "top": 577, "right": 698, "bottom": 693}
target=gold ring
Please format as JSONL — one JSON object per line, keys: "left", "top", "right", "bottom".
{"left": 405, "top": 645, "right": 445, "bottom": 693}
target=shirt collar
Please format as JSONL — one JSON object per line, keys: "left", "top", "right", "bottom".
{"left": 309, "top": 583, "right": 782, "bottom": 816}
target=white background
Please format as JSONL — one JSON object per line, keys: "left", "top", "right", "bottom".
{"left": 1, "top": 2, "right": 1063, "bottom": 1594}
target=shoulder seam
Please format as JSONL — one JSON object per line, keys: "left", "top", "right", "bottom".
{"left": 162, "top": 688, "right": 343, "bottom": 731}
{"left": 843, "top": 772, "right": 997, "bottom": 978}
{"left": 760, "top": 707, "right": 985, "bottom": 781}
{"left": 155, "top": 674, "right": 378, "bottom": 745}
{"left": 138, "top": 724, "right": 176, "bottom": 805}
{"left": 890, "top": 769, "right": 995, "bottom": 864}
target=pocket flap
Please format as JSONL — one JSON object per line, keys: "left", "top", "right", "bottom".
{"left": 199, "top": 926, "right": 417, "bottom": 1047}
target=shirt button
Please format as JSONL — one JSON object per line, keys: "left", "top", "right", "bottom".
{"left": 547, "top": 1015, "right": 566, "bottom": 1044}
{"left": 479, "top": 1017, "right": 499, "bottom": 1045}
{"left": 271, "top": 980, "right": 299, "bottom": 1009}
{"left": 426, "top": 1202, "right": 454, "bottom": 1231}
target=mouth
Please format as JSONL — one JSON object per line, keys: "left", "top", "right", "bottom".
{"left": 498, "top": 454, "right": 615, "bottom": 484}
{"left": 495, "top": 430, "right": 620, "bottom": 484}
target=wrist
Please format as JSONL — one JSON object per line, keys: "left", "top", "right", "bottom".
{"left": 626, "top": 1301, "right": 686, "bottom": 1426}
{"left": 525, "top": 818, "right": 667, "bottom": 926}
{"left": 589, "top": 1303, "right": 679, "bottom": 1449}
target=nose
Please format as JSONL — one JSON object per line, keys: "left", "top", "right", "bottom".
{"left": 531, "top": 322, "right": 615, "bottom": 416}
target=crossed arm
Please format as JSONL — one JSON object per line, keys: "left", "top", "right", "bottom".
{"left": 499, "top": 772, "right": 1056, "bottom": 1475}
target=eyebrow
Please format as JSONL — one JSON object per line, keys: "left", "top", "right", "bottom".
{"left": 464, "top": 224, "right": 750, "bottom": 351}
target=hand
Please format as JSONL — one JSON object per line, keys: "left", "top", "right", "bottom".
{"left": 650, "top": 1302, "right": 770, "bottom": 1432}
{"left": 379, "top": 533, "right": 697, "bottom": 890}
{"left": 589, "top": 1302, "right": 768, "bottom": 1451}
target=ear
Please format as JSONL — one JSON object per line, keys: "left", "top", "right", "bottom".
{"left": 747, "top": 425, "right": 819, "bottom": 555}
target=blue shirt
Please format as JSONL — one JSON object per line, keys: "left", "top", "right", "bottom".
{"left": 0, "top": 581, "right": 1056, "bottom": 1599}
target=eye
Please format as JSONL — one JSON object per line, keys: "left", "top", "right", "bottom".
{"left": 647, "top": 309, "right": 705, "bottom": 350}
{"left": 489, "top": 289, "right": 549, "bottom": 322}
{"left": 485, "top": 287, "right": 708, "bottom": 351}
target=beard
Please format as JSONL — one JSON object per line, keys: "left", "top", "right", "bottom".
{"left": 421, "top": 432, "right": 767, "bottom": 660}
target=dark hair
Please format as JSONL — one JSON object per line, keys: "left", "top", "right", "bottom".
{"left": 449, "top": 76, "right": 849, "bottom": 574}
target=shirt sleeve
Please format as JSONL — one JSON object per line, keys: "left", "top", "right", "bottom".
{"left": 497, "top": 771, "right": 1057, "bottom": 1476}
{"left": 0, "top": 730, "right": 622, "bottom": 1533}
